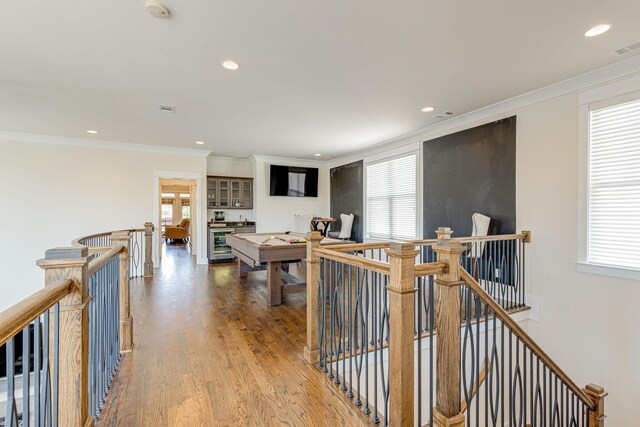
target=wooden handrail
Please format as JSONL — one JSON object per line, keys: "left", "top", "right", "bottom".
{"left": 321, "top": 232, "right": 530, "bottom": 253}
{"left": 454, "top": 233, "right": 528, "bottom": 243}
{"left": 88, "top": 246, "right": 124, "bottom": 276}
{"left": 414, "top": 262, "right": 447, "bottom": 277}
{"left": 459, "top": 268, "right": 596, "bottom": 410}
{"left": 0, "top": 279, "right": 75, "bottom": 347}
{"left": 328, "top": 242, "right": 392, "bottom": 252}
{"left": 412, "top": 233, "right": 528, "bottom": 247}
{"left": 71, "top": 228, "right": 144, "bottom": 247}
{"left": 314, "top": 247, "right": 390, "bottom": 274}
{"left": 87, "top": 246, "right": 113, "bottom": 255}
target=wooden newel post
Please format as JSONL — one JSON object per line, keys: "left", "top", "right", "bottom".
{"left": 584, "top": 383, "right": 607, "bottom": 427}
{"left": 112, "top": 231, "right": 133, "bottom": 352}
{"left": 432, "top": 227, "right": 466, "bottom": 427}
{"left": 144, "top": 222, "right": 154, "bottom": 277}
{"left": 304, "top": 231, "right": 323, "bottom": 364}
{"left": 37, "top": 247, "right": 93, "bottom": 427}
{"left": 385, "top": 242, "right": 419, "bottom": 427}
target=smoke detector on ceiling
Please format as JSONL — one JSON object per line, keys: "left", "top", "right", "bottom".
{"left": 145, "top": 0, "right": 170, "bottom": 18}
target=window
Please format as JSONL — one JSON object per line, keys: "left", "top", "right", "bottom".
{"left": 587, "top": 98, "right": 640, "bottom": 270}
{"left": 366, "top": 154, "right": 417, "bottom": 240}
{"left": 161, "top": 202, "right": 173, "bottom": 231}
{"left": 181, "top": 197, "right": 191, "bottom": 219}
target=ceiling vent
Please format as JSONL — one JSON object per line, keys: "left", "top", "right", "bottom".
{"left": 145, "top": 0, "right": 170, "bottom": 19}
{"left": 435, "top": 111, "right": 455, "bottom": 119}
{"left": 159, "top": 104, "right": 175, "bottom": 113}
{"left": 613, "top": 41, "right": 640, "bottom": 55}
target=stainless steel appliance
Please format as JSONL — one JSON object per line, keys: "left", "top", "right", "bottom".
{"left": 208, "top": 227, "right": 235, "bottom": 261}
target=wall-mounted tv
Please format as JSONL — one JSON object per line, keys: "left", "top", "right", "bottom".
{"left": 269, "top": 165, "right": 319, "bottom": 197}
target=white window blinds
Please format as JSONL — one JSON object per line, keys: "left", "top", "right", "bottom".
{"left": 366, "top": 154, "right": 417, "bottom": 240}
{"left": 588, "top": 98, "right": 640, "bottom": 270}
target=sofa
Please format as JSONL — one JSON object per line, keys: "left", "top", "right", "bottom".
{"left": 165, "top": 218, "right": 190, "bottom": 242}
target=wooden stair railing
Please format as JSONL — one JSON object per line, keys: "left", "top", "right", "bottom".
{"left": 305, "top": 228, "right": 607, "bottom": 427}
{"left": 457, "top": 267, "right": 607, "bottom": 426}
{"left": 1, "top": 223, "right": 152, "bottom": 426}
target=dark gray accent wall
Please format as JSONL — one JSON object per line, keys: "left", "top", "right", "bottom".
{"left": 423, "top": 116, "right": 516, "bottom": 238}
{"left": 330, "top": 160, "right": 363, "bottom": 242}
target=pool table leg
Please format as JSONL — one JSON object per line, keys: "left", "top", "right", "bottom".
{"left": 238, "top": 259, "right": 249, "bottom": 278}
{"left": 267, "top": 261, "right": 282, "bottom": 306}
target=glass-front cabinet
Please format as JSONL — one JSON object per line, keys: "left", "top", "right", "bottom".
{"left": 207, "top": 176, "right": 253, "bottom": 209}
{"left": 218, "top": 179, "right": 230, "bottom": 208}
{"left": 207, "top": 178, "right": 217, "bottom": 208}
{"left": 241, "top": 180, "right": 252, "bottom": 209}
{"left": 231, "top": 180, "right": 241, "bottom": 207}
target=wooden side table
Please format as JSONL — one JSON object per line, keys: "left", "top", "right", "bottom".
{"left": 310, "top": 217, "right": 336, "bottom": 237}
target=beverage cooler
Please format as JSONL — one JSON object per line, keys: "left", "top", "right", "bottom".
{"left": 208, "top": 227, "right": 235, "bottom": 261}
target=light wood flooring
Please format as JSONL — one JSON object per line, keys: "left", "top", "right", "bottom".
{"left": 96, "top": 243, "right": 370, "bottom": 426}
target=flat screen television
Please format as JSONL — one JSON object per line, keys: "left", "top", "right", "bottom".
{"left": 269, "top": 165, "right": 319, "bottom": 197}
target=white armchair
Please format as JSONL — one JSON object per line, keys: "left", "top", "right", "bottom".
{"left": 328, "top": 213, "right": 354, "bottom": 240}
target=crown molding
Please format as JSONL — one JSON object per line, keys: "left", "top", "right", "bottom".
{"left": 207, "top": 155, "right": 253, "bottom": 163}
{"left": 251, "top": 154, "right": 326, "bottom": 167}
{"left": 0, "top": 131, "right": 212, "bottom": 157}
{"left": 329, "top": 54, "right": 640, "bottom": 168}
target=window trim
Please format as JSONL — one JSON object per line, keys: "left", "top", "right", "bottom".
{"left": 364, "top": 151, "right": 419, "bottom": 241}
{"left": 577, "top": 79, "right": 640, "bottom": 280}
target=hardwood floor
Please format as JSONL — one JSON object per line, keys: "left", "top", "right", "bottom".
{"left": 96, "top": 243, "right": 370, "bottom": 426}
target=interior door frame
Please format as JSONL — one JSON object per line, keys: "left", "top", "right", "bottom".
{"left": 153, "top": 170, "right": 207, "bottom": 266}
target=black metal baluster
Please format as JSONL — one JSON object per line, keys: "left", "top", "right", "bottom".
{"left": 348, "top": 265, "right": 354, "bottom": 400}
{"left": 354, "top": 267, "right": 364, "bottom": 408}
{"left": 6, "top": 338, "right": 18, "bottom": 427}
{"left": 42, "top": 310, "right": 51, "bottom": 426}
{"left": 382, "top": 275, "right": 390, "bottom": 425}
{"left": 500, "top": 321, "right": 505, "bottom": 427}
{"left": 328, "top": 261, "right": 335, "bottom": 381}
{"left": 22, "top": 325, "right": 30, "bottom": 427}
{"left": 322, "top": 258, "right": 328, "bottom": 372}
{"left": 484, "top": 299, "right": 489, "bottom": 427}
{"left": 475, "top": 293, "right": 481, "bottom": 427}
{"left": 508, "top": 329, "right": 513, "bottom": 427}
{"left": 429, "top": 275, "right": 434, "bottom": 427}
{"left": 34, "top": 316, "right": 42, "bottom": 424}
{"left": 521, "top": 242, "right": 527, "bottom": 305}
{"left": 544, "top": 364, "right": 548, "bottom": 427}
{"left": 363, "top": 269, "right": 371, "bottom": 416}
{"left": 417, "top": 276, "right": 422, "bottom": 426}
{"left": 53, "top": 303, "right": 60, "bottom": 427}
{"left": 371, "top": 272, "right": 379, "bottom": 424}
{"left": 523, "top": 341, "right": 527, "bottom": 425}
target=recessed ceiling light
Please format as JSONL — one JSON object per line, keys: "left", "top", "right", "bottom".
{"left": 195, "top": 141, "right": 205, "bottom": 145}
{"left": 585, "top": 24, "right": 611, "bottom": 37}
{"left": 314, "top": 153, "right": 322, "bottom": 157}
{"left": 222, "top": 60, "right": 240, "bottom": 71}
{"left": 421, "top": 106, "right": 435, "bottom": 112}
{"left": 86, "top": 130, "right": 98, "bottom": 134}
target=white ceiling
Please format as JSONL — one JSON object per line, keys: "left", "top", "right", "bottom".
{"left": 1, "top": 1, "right": 639, "bottom": 159}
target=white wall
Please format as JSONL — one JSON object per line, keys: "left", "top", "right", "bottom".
{"left": 0, "top": 138, "right": 207, "bottom": 311}
{"left": 327, "top": 71, "right": 640, "bottom": 423}
{"left": 206, "top": 156, "right": 253, "bottom": 177}
{"left": 251, "top": 155, "right": 329, "bottom": 232}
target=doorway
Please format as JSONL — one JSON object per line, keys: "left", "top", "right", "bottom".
{"left": 159, "top": 178, "right": 196, "bottom": 259}
{"left": 153, "top": 171, "right": 206, "bottom": 267}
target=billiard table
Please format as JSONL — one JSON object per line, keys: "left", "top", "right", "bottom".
{"left": 226, "top": 232, "right": 351, "bottom": 306}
